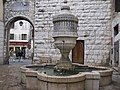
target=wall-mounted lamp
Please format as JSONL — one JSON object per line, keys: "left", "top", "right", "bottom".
{"left": 19, "top": 21, "right": 23, "bottom": 26}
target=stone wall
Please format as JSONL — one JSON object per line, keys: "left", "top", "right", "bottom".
{"left": 4, "top": 0, "right": 35, "bottom": 23}
{"left": 0, "top": 0, "right": 3, "bottom": 21}
{"left": 0, "top": 0, "right": 4, "bottom": 64}
{"left": 4, "top": 0, "right": 113, "bottom": 65}
{"left": 34, "top": 0, "right": 113, "bottom": 65}
{"left": 0, "top": 21, "right": 4, "bottom": 64}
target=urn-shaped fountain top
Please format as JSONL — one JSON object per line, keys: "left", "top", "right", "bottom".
{"left": 53, "top": 0, "right": 78, "bottom": 37}
{"left": 53, "top": 2, "right": 78, "bottom": 22}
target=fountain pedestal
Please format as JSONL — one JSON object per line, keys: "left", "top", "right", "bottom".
{"left": 53, "top": 37, "right": 77, "bottom": 70}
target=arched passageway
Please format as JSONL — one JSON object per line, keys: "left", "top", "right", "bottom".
{"left": 4, "top": 16, "right": 34, "bottom": 64}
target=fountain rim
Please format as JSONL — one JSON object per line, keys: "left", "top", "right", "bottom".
{"left": 20, "top": 63, "right": 113, "bottom": 86}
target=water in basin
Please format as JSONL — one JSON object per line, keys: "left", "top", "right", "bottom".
{"left": 26, "top": 65, "right": 105, "bottom": 76}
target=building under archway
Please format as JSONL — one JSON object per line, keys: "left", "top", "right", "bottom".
{"left": 4, "top": 16, "right": 34, "bottom": 64}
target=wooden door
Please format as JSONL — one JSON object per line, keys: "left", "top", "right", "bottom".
{"left": 72, "top": 40, "right": 84, "bottom": 64}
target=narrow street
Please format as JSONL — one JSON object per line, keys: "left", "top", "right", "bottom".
{"left": 0, "top": 59, "right": 120, "bottom": 90}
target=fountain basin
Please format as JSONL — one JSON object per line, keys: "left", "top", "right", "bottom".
{"left": 20, "top": 64, "right": 113, "bottom": 90}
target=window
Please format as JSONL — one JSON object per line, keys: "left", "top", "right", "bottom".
{"left": 115, "top": 0, "right": 120, "bottom": 12}
{"left": 114, "top": 24, "right": 119, "bottom": 37}
{"left": 21, "top": 34, "right": 27, "bottom": 40}
{"left": 10, "top": 34, "right": 14, "bottom": 40}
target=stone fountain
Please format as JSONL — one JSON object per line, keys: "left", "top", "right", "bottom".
{"left": 53, "top": 1, "right": 78, "bottom": 71}
{"left": 20, "top": 1, "right": 113, "bottom": 90}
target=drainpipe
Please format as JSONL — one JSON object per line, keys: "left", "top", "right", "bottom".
{"left": 4, "top": 27, "right": 10, "bottom": 64}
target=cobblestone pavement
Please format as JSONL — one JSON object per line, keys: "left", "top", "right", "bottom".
{"left": 0, "top": 59, "right": 31, "bottom": 90}
{"left": 0, "top": 60, "right": 120, "bottom": 90}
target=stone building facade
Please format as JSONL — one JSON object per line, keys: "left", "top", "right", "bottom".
{"left": 4, "top": 0, "right": 118, "bottom": 66}
{"left": 34, "top": 0, "right": 113, "bottom": 65}
{"left": 4, "top": 0, "right": 35, "bottom": 23}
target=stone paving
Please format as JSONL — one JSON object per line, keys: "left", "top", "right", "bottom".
{"left": 0, "top": 65, "right": 25, "bottom": 90}
{"left": 0, "top": 59, "right": 31, "bottom": 90}
{"left": 0, "top": 60, "right": 120, "bottom": 90}
{"left": 100, "top": 69, "right": 120, "bottom": 90}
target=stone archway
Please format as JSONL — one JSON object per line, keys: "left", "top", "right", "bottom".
{"left": 4, "top": 16, "right": 35, "bottom": 64}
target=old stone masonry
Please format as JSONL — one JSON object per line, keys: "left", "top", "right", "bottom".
{"left": 4, "top": 0, "right": 114, "bottom": 65}
{"left": 34, "top": 0, "right": 112, "bottom": 65}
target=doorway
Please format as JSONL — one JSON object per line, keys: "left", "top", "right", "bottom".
{"left": 72, "top": 40, "right": 84, "bottom": 64}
